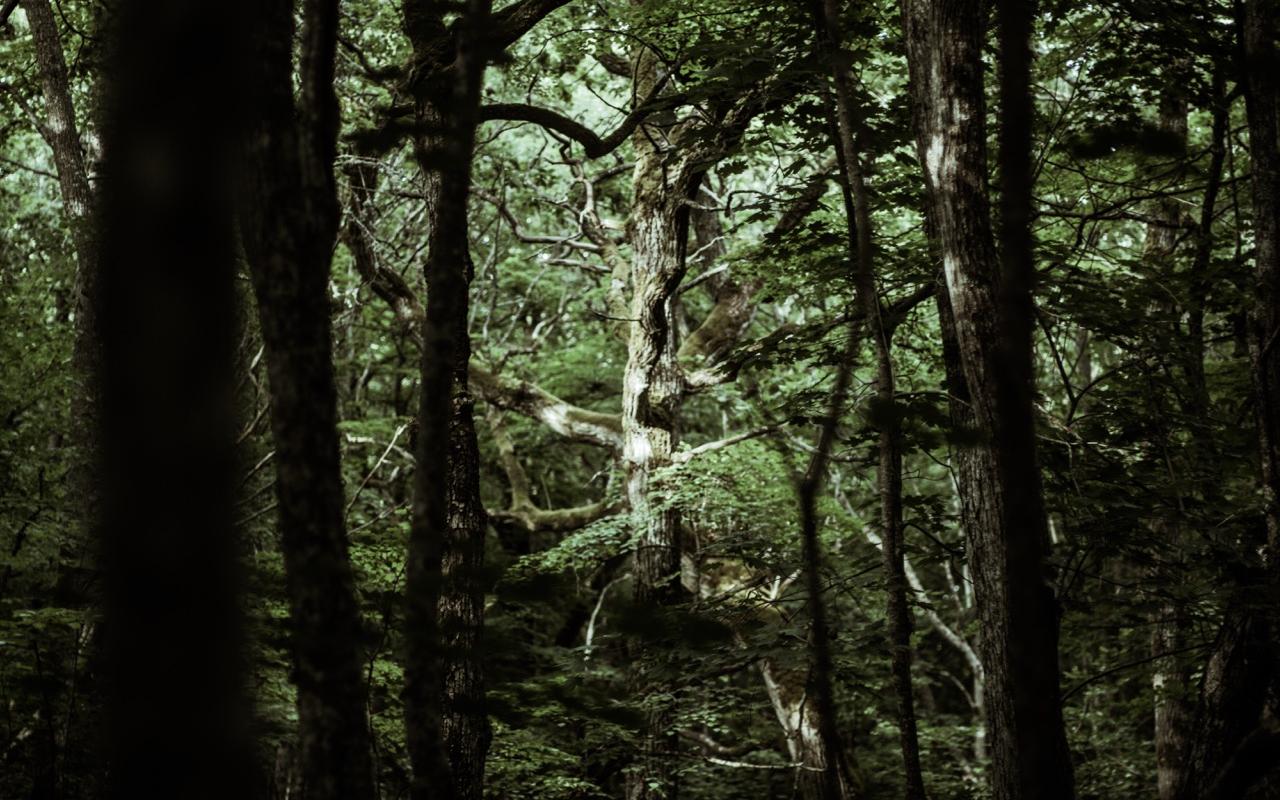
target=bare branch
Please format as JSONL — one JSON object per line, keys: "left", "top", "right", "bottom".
{"left": 470, "top": 362, "right": 623, "bottom": 450}
{"left": 341, "top": 156, "right": 424, "bottom": 326}
{"left": 486, "top": 410, "right": 620, "bottom": 533}
{"left": 474, "top": 188, "right": 602, "bottom": 252}
{"left": 480, "top": 73, "right": 679, "bottom": 159}
{"left": 672, "top": 426, "right": 776, "bottom": 465}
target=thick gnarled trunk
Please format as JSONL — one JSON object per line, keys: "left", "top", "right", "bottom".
{"left": 623, "top": 55, "right": 689, "bottom": 800}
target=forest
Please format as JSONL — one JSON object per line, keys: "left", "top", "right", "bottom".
{"left": 1, "top": 0, "right": 1278, "bottom": 797}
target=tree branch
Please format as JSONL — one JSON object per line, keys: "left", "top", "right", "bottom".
{"left": 340, "top": 156, "right": 424, "bottom": 326}
{"left": 479, "top": 73, "right": 678, "bottom": 159}
{"left": 470, "top": 362, "right": 623, "bottom": 450}
{"left": 672, "top": 426, "right": 776, "bottom": 464}
{"left": 486, "top": 410, "right": 620, "bottom": 533}
{"left": 474, "top": 188, "right": 602, "bottom": 252}
{"left": 489, "top": 0, "right": 573, "bottom": 52}
{"left": 679, "top": 160, "right": 836, "bottom": 363}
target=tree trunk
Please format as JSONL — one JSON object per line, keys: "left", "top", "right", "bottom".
{"left": 1168, "top": 4, "right": 1280, "bottom": 798}
{"left": 623, "top": 49, "right": 689, "bottom": 800}
{"left": 239, "top": 2, "right": 376, "bottom": 798}
{"left": 901, "top": 1, "right": 1075, "bottom": 797}
{"left": 758, "top": 658, "right": 858, "bottom": 800}
{"left": 94, "top": 2, "right": 252, "bottom": 796}
{"left": 19, "top": 5, "right": 97, "bottom": 794}
{"left": 402, "top": 3, "right": 493, "bottom": 799}
{"left": 1241, "top": 2, "right": 1280, "bottom": 582}
{"left": 21, "top": 0, "right": 95, "bottom": 357}
{"left": 936, "top": 270, "right": 991, "bottom": 766}
{"left": 816, "top": 1, "right": 926, "bottom": 797}
{"left": 1142, "top": 84, "right": 1193, "bottom": 800}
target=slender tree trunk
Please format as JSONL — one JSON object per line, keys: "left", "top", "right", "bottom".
{"left": 21, "top": 0, "right": 95, "bottom": 353}
{"left": 1241, "top": 1, "right": 1280, "bottom": 579}
{"left": 1143, "top": 83, "right": 1193, "bottom": 800}
{"left": 239, "top": 2, "right": 376, "bottom": 798}
{"left": 94, "top": 1, "right": 252, "bottom": 796}
{"left": 936, "top": 271, "right": 991, "bottom": 766}
{"left": 901, "top": 1, "right": 1075, "bottom": 797}
{"left": 402, "top": 3, "right": 493, "bottom": 799}
{"left": 816, "top": 2, "right": 925, "bottom": 797}
{"left": 19, "top": 6, "right": 96, "bottom": 794}
{"left": 1168, "top": 4, "right": 1280, "bottom": 798}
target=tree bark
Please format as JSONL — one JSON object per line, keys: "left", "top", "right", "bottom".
{"left": 900, "top": 0, "right": 1075, "bottom": 797}
{"left": 94, "top": 1, "right": 252, "bottom": 795}
{"left": 18, "top": 6, "right": 97, "bottom": 793}
{"left": 1169, "top": 4, "right": 1280, "bottom": 798}
{"left": 623, "top": 46, "right": 690, "bottom": 800}
{"left": 816, "top": 2, "right": 925, "bottom": 797}
{"left": 239, "top": 2, "right": 376, "bottom": 798}
{"left": 402, "top": 3, "right": 493, "bottom": 799}
{"left": 1241, "top": 1, "right": 1280, "bottom": 583}
{"left": 21, "top": 0, "right": 95, "bottom": 341}
{"left": 1142, "top": 83, "right": 1193, "bottom": 800}
{"left": 758, "top": 658, "right": 858, "bottom": 800}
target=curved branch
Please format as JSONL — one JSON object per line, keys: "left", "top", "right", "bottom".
{"left": 486, "top": 410, "right": 620, "bottom": 534}
{"left": 480, "top": 75, "right": 679, "bottom": 159}
{"left": 490, "top": 0, "right": 573, "bottom": 52}
{"left": 672, "top": 426, "right": 776, "bottom": 464}
{"left": 470, "top": 363, "right": 623, "bottom": 450}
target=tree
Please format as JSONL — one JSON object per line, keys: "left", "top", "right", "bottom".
{"left": 1166, "top": 2, "right": 1280, "bottom": 797}
{"left": 238, "top": 1, "right": 376, "bottom": 796}
{"left": 900, "top": 0, "right": 1075, "bottom": 796}
{"left": 400, "top": 2, "right": 495, "bottom": 798}
{"left": 94, "top": 0, "right": 252, "bottom": 794}
{"left": 816, "top": 0, "right": 925, "bottom": 797}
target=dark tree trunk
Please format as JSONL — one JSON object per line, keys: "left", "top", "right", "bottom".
{"left": 402, "top": 3, "right": 493, "bottom": 799}
{"left": 239, "top": 2, "right": 376, "bottom": 798}
{"left": 1142, "top": 77, "right": 1195, "bottom": 800}
{"left": 900, "top": 1, "right": 1075, "bottom": 797}
{"left": 1241, "top": 1, "right": 1280, "bottom": 577}
{"left": 95, "top": 0, "right": 252, "bottom": 796}
{"left": 1169, "top": 4, "right": 1280, "bottom": 798}
{"left": 816, "top": 2, "right": 925, "bottom": 798}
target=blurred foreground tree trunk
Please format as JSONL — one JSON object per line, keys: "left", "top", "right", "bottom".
{"left": 95, "top": 0, "right": 253, "bottom": 796}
